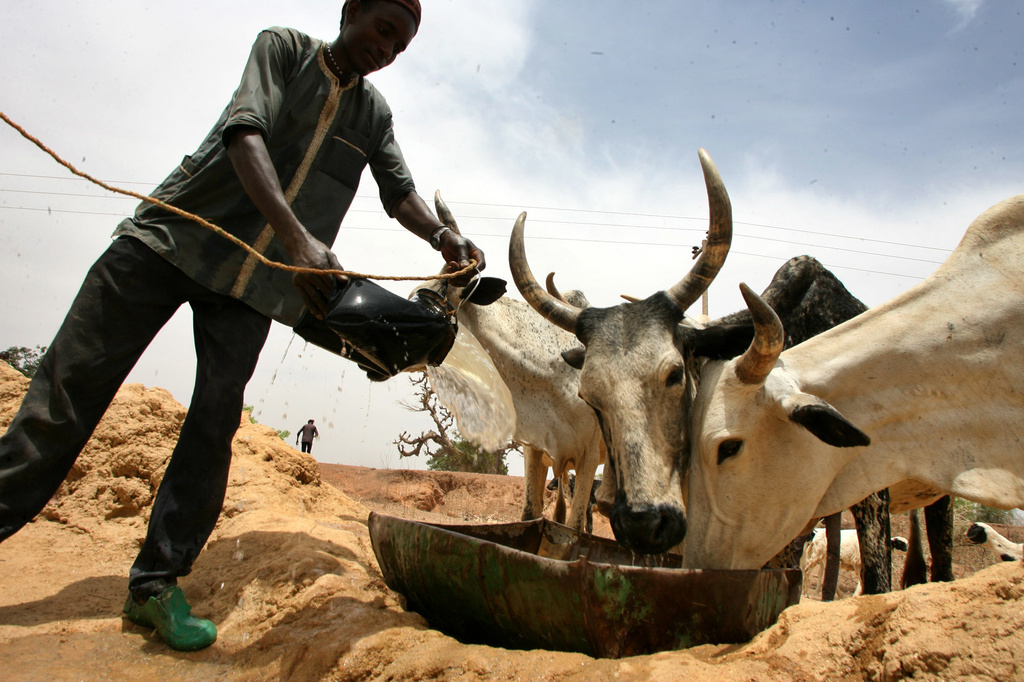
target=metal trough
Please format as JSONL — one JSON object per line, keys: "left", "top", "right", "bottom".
{"left": 368, "top": 512, "right": 802, "bottom": 658}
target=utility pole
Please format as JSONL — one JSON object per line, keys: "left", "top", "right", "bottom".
{"left": 692, "top": 237, "right": 709, "bottom": 317}
{"left": 701, "top": 238, "right": 709, "bottom": 317}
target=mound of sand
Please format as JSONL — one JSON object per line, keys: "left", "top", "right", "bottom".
{"left": 1, "top": 361, "right": 1022, "bottom": 680}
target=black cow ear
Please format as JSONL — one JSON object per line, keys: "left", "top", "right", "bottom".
{"left": 464, "top": 277, "right": 507, "bottom": 305}
{"left": 786, "top": 395, "right": 870, "bottom": 447}
{"left": 561, "top": 346, "right": 586, "bottom": 370}
{"left": 676, "top": 323, "right": 755, "bottom": 360}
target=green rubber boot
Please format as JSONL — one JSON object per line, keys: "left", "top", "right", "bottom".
{"left": 122, "top": 585, "right": 217, "bottom": 651}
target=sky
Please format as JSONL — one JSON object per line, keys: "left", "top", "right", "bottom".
{"left": 1, "top": 1, "right": 1021, "bottom": 478}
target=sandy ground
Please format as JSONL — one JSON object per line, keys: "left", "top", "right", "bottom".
{"left": 1, "top": 362, "right": 1023, "bottom": 680}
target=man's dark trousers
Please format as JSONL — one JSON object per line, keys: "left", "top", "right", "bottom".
{"left": 0, "top": 236, "right": 271, "bottom": 596}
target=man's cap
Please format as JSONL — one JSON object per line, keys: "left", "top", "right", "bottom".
{"left": 381, "top": 0, "right": 421, "bottom": 28}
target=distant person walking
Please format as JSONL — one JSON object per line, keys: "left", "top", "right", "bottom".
{"left": 296, "top": 419, "right": 319, "bottom": 454}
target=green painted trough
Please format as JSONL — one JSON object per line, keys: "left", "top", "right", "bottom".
{"left": 368, "top": 512, "right": 802, "bottom": 658}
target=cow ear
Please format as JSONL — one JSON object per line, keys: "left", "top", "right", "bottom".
{"left": 464, "top": 277, "right": 507, "bottom": 306}
{"left": 784, "top": 393, "right": 871, "bottom": 447}
{"left": 676, "top": 323, "right": 755, "bottom": 360}
{"left": 561, "top": 346, "right": 586, "bottom": 370}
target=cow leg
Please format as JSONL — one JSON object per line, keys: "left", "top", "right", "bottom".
{"left": 554, "top": 470, "right": 569, "bottom": 525}
{"left": 765, "top": 532, "right": 812, "bottom": 571}
{"left": 924, "top": 495, "right": 954, "bottom": 582}
{"left": 820, "top": 512, "right": 843, "bottom": 601}
{"left": 902, "top": 508, "right": 928, "bottom": 588}
{"left": 851, "top": 489, "right": 892, "bottom": 595}
{"left": 521, "top": 446, "right": 547, "bottom": 521}
{"left": 585, "top": 491, "right": 595, "bottom": 535}
{"left": 797, "top": 531, "right": 824, "bottom": 595}
{"left": 565, "top": 451, "right": 600, "bottom": 534}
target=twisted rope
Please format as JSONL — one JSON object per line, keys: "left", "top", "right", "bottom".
{"left": 0, "top": 110, "right": 475, "bottom": 282}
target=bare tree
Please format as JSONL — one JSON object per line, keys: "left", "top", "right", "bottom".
{"left": 395, "top": 374, "right": 512, "bottom": 475}
{"left": 395, "top": 374, "right": 458, "bottom": 459}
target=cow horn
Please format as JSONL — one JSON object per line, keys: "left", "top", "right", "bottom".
{"left": 545, "top": 272, "right": 565, "bottom": 302}
{"left": 665, "top": 149, "right": 733, "bottom": 310}
{"left": 509, "top": 212, "right": 582, "bottom": 334}
{"left": 734, "top": 282, "right": 784, "bottom": 385}
{"left": 434, "top": 190, "right": 463, "bottom": 235}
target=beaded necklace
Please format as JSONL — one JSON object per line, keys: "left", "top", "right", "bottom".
{"left": 325, "top": 43, "right": 354, "bottom": 86}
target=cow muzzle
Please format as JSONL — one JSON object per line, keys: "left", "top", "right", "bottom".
{"left": 609, "top": 501, "right": 686, "bottom": 555}
{"left": 966, "top": 523, "right": 988, "bottom": 545}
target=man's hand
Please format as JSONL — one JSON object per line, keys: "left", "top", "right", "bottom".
{"left": 391, "top": 192, "right": 488, "bottom": 287}
{"left": 290, "top": 232, "right": 347, "bottom": 319}
{"left": 437, "top": 230, "right": 486, "bottom": 287}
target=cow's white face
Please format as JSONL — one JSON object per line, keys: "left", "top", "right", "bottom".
{"left": 681, "top": 357, "right": 868, "bottom": 569}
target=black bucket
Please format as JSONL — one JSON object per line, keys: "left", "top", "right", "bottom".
{"left": 293, "top": 279, "right": 457, "bottom": 381}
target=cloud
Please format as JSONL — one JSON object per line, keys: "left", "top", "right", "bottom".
{"left": 944, "top": 0, "right": 985, "bottom": 31}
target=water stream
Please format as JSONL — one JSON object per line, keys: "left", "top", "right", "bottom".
{"left": 426, "top": 326, "right": 515, "bottom": 453}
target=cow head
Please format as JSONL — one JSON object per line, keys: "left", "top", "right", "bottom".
{"left": 681, "top": 284, "right": 871, "bottom": 568}
{"left": 966, "top": 522, "right": 990, "bottom": 545}
{"left": 508, "top": 149, "right": 733, "bottom": 554}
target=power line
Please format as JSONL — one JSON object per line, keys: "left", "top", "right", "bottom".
{"left": 0, "top": 202, "right": 940, "bottom": 262}
{"left": 736, "top": 219, "right": 950, "bottom": 253}
{"left": 0, "top": 206, "right": 129, "bottom": 218}
{"left": 0, "top": 202, "right": 945, "bottom": 275}
{"left": 0, "top": 176, "right": 950, "bottom": 278}
{"left": 1, "top": 172, "right": 951, "bottom": 254}
{"left": 0, "top": 171, "right": 155, "bottom": 187}
{"left": 356, "top": 225, "right": 932, "bottom": 280}
{"left": 0, "top": 193, "right": 950, "bottom": 266}
{"left": 727, "top": 249, "right": 923, "bottom": 280}
{"left": 447, "top": 215, "right": 945, "bottom": 265}
{"left": 0, "top": 187, "right": 137, "bottom": 200}
{"left": 451, "top": 199, "right": 953, "bottom": 254}
{"left": 337, "top": 224, "right": 945, "bottom": 266}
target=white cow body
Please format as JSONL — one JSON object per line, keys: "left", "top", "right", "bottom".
{"left": 418, "top": 193, "right": 604, "bottom": 533}
{"left": 800, "top": 527, "right": 908, "bottom": 596}
{"left": 443, "top": 296, "right": 605, "bottom": 530}
{"left": 683, "top": 194, "right": 1024, "bottom": 569}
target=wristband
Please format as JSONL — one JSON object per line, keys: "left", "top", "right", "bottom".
{"left": 429, "top": 225, "right": 451, "bottom": 251}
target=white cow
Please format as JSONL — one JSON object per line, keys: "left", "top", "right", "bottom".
{"left": 800, "top": 527, "right": 908, "bottom": 597}
{"left": 966, "top": 522, "right": 1023, "bottom": 562}
{"left": 681, "top": 193, "right": 1024, "bottom": 570}
{"left": 420, "top": 193, "right": 606, "bottom": 533}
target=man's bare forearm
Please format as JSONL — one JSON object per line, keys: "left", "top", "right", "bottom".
{"left": 226, "top": 127, "right": 315, "bottom": 260}
{"left": 226, "top": 126, "right": 342, "bottom": 317}
{"left": 392, "top": 191, "right": 487, "bottom": 279}
{"left": 391, "top": 192, "right": 445, "bottom": 243}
